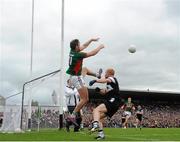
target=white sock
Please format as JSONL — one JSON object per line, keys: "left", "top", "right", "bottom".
{"left": 98, "top": 130, "right": 104, "bottom": 137}
{"left": 93, "top": 121, "right": 99, "bottom": 128}
{"left": 80, "top": 123, "right": 84, "bottom": 129}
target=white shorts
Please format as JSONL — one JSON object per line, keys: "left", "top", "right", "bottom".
{"left": 69, "top": 75, "right": 85, "bottom": 90}
{"left": 124, "top": 111, "right": 132, "bottom": 118}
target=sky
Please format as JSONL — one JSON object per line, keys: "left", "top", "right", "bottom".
{"left": 0, "top": 0, "right": 180, "bottom": 105}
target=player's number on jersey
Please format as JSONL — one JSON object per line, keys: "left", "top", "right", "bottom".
{"left": 69, "top": 55, "right": 72, "bottom": 66}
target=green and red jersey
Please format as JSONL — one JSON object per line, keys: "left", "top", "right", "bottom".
{"left": 66, "top": 49, "right": 86, "bottom": 76}
{"left": 124, "top": 102, "right": 134, "bottom": 112}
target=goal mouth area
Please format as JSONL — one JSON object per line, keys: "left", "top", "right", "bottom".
{"left": 20, "top": 69, "right": 61, "bottom": 130}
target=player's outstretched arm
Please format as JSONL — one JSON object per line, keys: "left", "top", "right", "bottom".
{"left": 96, "top": 78, "right": 111, "bottom": 83}
{"left": 79, "top": 38, "right": 100, "bottom": 51}
{"left": 89, "top": 77, "right": 111, "bottom": 86}
{"left": 85, "top": 44, "right": 104, "bottom": 58}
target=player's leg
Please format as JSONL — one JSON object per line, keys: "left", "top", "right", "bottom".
{"left": 139, "top": 120, "right": 141, "bottom": 129}
{"left": 122, "top": 117, "right": 126, "bottom": 128}
{"left": 91, "top": 104, "right": 107, "bottom": 132}
{"left": 65, "top": 106, "right": 76, "bottom": 132}
{"left": 135, "top": 118, "right": 139, "bottom": 128}
{"left": 79, "top": 110, "right": 84, "bottom": 130}
{"left": 124, "top": 112, "right": 131, "bottom": 128}
{"left": 75, "top": 86, "right": 89, "bottom": 111}
{"left": 139, "top": 116, "right": 142, "bottom": 130}
{"left": 69, "top": 86, "right": 89, "bottom": 123}
{"left": 67, "top": 76, "right": 88, "bottom": 125}
{"left": 74, "top": 112, "right": 81, "bottom": 132}
{"left": 64, "top": 111, "right": 70, "bottom": 132}
{"left": 81, "top": 67, "right": 102, "bottom": 78}
{"left": 95, "top": 117, "right": 105, "bottom": 140}
{"left": 69, "top": 75, "right": 88, "bottom": 113}
{"left": 81, "top": 67, "right": 88, "bottom": 77}
{"left": 65, "top": 119, "right": 71, "bottom": 132}
{"left": 125, "top": 117, "right": 129, "bottom": 128}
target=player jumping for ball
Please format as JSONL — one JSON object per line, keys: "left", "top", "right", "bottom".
{"left": 66, "top": 38, "right": 104, "bottom": 122}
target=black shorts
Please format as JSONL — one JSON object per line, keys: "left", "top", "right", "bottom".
{"left": 136, "top": 114, "right": 142, "bottom": 121}
{"left": 122, "top": 117, "right": 125, "bottom": 123}
{"left": 104, "top": 97, "right": 121, "bottom": 118}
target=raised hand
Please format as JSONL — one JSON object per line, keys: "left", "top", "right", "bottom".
{"left": 91, "top": 38, "right": 100, "bottom": 42}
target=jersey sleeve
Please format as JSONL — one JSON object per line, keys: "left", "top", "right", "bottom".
{"left": 77, "top": 52, "right": 87, "bottom": 59}
{"left": 107, "top": 77, "right": 115, "bottom": 83}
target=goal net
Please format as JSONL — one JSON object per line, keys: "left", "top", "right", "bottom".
{"left": 21, "top": 69, "right": 66, "bottom": 131}
{"left": 0, "top": 105, "right": 22, "bottom": 133}
{"left": 0, "top": 92, "right": 24, "bottom": 133}
{"left": 0, "top": 69, "right": 66, "bottom": 132}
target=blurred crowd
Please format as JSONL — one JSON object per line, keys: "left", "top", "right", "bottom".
{"left": 31, "top": 109, "right": 59, "bottom": 128}
{"left": 1, "top": 103, "right": 177, "bottom": 129}
{"left": 29, "top": 103, "right": 180, "bottom": 129}
{"left": 141, "top": 104, "right": 180, "bottom": 128}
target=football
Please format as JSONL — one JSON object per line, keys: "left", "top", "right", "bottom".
{"left": 128, "top": 44, "right": 136, "bottom": 53}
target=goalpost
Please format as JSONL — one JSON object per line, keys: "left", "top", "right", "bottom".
{"left": 0, "top": 0, "right": 65, "bottom": 132}
{"left": 20, "top": 69, "right": 62, "bottom": 131}
{"left": 26, "top": 0, "right": 65, "bottom": 130}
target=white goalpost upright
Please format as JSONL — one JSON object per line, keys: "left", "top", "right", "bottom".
{"left": 27, "top": 0, "right": 35, "bottom": 130}
{"left": 58, "top": 0, "right": 65, "bottom": 129}
{"left": 0, "top": 0, "right": 66, "bottom": 132}
{"left": 22, "top": 0, "right": 65, "bottom": 130}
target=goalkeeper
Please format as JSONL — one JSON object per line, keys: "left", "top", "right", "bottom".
{"left": 89, "top": 68, "right": 121, "bottom": 140}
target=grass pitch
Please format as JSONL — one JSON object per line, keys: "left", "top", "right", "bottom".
{"left": 0, "top": 128, "right": 180, "bottom": 141}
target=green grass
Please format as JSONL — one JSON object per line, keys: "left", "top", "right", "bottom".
{"left": 1, "top": 128, "right": 180, "bottom": 141}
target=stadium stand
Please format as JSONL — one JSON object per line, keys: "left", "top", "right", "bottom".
{"left": 1, "top": 89, "right": 179, "bottom": 129}
{"left": 28, "top": 89, "right": 180, "bottom": 129}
